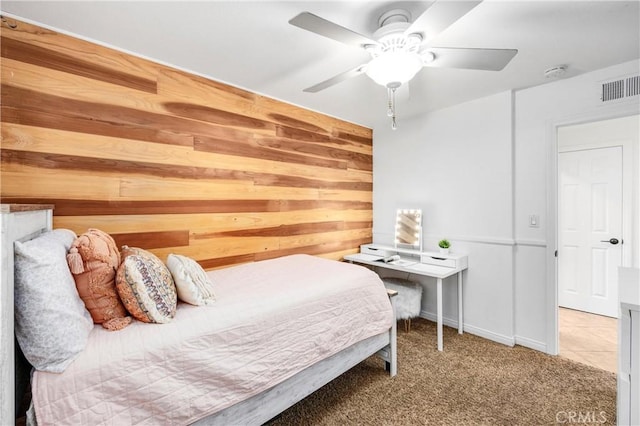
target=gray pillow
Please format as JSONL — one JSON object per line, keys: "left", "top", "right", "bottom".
{"left": 14, "top": 229, "right": 94, "bottom": 373}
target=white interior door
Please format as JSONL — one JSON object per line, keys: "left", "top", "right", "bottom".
{"left": 558, "top": 146, "right": 623, "bottom": 317}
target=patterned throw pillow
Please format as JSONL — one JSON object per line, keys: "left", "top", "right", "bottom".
{"left": 67, "top": 229, "right": 131, "bottom": 331}
{"left": 116, "top": 246, "right": 177, "bottom": 323}
{"left": 166, "top": 254, "right": 216, "bottom": 306}
{"left": 14, "top": 229, "right": 94, "bottom": 372}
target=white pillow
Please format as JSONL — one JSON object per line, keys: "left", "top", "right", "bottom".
{"left": 14, "top": 229, "right": 94, "bottom": 373}
{"left": 166, "top": 254, "right": 216, "bottom": 306}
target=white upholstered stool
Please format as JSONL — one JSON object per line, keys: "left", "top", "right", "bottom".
{"left": 382, "top": 277, "right": 422, "bottom": 332}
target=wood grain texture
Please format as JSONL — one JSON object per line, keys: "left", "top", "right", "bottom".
{"left": 1, "top": 36, "right": 157, "bottom": 93}
{"left": 111, "top": 231, "right": 190, "bottom": 250}
{"left": 0, "top": 18, "right": 373, "bottom": 267}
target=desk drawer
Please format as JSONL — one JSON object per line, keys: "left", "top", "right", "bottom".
{"left": 360, "top": 244, "right": 395, "bottom": 257}
{"left": 421, "top": 255, "right": 458, "bottom": 268}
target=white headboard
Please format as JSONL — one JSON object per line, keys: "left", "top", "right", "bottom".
{"left": 0, "top": 204, "right": 53, "bottom": 424}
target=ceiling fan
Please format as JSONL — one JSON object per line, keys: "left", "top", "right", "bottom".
{"left": 289, "top": 0, "right": 517, "bottom": 128}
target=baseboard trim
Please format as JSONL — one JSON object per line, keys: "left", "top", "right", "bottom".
{"left": 463, "top": 323, "right": 516, "bottom": 347}
{"left": 419, "top": 310, "right": 515, "bottom": 347}
{"left": 419, "top": 310, "right": 459, "bottom": 329}
{"left": 515, "top": 335, "right": 548, "bottom": 353}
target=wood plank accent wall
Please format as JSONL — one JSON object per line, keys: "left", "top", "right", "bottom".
{"left": 0, "top": 18, "right": 373, "bottom": 268}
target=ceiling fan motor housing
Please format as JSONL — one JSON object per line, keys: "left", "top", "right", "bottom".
{"left": 370, "top": 9, "right": 422, "bottom": 57}
{"left": 378, "top": 9, "right": 412, "bottom": 28}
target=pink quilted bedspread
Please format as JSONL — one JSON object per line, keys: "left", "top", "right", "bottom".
{"left": 31, "top": 254, "right": 393, "bottom": 425}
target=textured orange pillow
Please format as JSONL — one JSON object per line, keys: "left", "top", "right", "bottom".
{"left": 67, "top": 229, "right": 131, "bottom": 331}
{"left": 116, "top": 246, "right": 177, "bottom": 324}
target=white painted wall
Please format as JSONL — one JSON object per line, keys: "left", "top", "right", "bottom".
{"left": 373, "top": 91, "right": 516, "bottom": 345}
{"left": 372, "top": 59, "right": 640, "bottom": 353}
{"left": 514, "top": 59, "right": 640, "bottom": 354}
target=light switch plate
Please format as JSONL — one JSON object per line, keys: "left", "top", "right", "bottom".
{"left": 529, "top": 214, "right": 540, "bottom": 228}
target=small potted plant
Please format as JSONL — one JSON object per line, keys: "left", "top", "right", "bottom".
{"left": 438, "top": 239, "right": 450, "bottom": 254}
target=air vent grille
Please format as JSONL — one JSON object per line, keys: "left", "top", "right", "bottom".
{"left": 626, "top": 75, "right": 640, "bottom": 97}
{"left": 602, "top": 79, "right": 624, "bottom": 101}
{"left": 601, "top": 75, "right": 640, "bottom": 102}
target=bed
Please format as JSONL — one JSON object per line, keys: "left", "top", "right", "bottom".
{"left": 0, "top": 204, "right": 397, "bottom": 425}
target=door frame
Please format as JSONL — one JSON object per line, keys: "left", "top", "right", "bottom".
{"left": 546, "top": 110, "right": 637, "bottom": 356}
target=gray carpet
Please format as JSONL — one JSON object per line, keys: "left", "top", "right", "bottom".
{"left": 268, "top": 318, "right": 617, "bottom": 425}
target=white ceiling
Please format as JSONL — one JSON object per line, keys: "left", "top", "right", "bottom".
{"left": 2, "top": 1, "right": 639, "bottom": 128}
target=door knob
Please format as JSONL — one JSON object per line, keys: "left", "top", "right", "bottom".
{"left": 600, "top": 238, "right": 620, "bottom": 245}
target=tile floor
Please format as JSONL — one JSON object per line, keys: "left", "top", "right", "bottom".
{"left": 559, "top": 307, "right": 617, "bottom": 373}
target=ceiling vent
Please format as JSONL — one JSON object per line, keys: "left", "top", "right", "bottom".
{"left": 600, "top": 75, "right": 640, "bottom": 103}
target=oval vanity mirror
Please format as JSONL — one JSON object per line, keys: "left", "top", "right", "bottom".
{"left": 394, "top": 209, "right": 422, "bottom": 251}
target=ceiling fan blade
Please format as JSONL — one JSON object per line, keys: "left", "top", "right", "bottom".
{"left": 405, "top": 1, "right": 482, "bottom": 42}
{"left": 289, "top": 12, "right": 377, "bottom": 48}
{"left": 424, "top": 47, "right": 517, "bottom": 71}
{"left": 303, "top": 64, "right": 368, "bottom": 93}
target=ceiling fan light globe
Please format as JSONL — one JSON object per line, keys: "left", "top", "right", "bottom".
{"left": 365, "top": 52, "right": 423, "bottom": 87}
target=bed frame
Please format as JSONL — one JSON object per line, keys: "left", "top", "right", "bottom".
{"left": 0, "top": 204, "right": 397, "bottom": 425}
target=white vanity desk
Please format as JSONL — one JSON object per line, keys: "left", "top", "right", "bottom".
{"left": 344, "top": 244, "right": 468, "bottom": 351}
